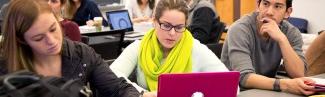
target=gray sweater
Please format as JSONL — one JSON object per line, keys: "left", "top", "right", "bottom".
{"left": 221, "top": 12, "right": 307, "bottom": 87}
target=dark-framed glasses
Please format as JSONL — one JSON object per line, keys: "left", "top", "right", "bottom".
{"left": 158, "top": 21, "right": 186, "bottom": 33}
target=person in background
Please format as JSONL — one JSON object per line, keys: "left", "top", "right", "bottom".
{"left": 110, "top": 0, "right": 229, "bottom": 93}
{"left": 305, "top": 30, "right": 325, "bottom": 76}
{"left": 0, "top": 0, "right": 13, "bottom": 33}
{"left": 64, "top": 0, "right": 108, "bottom": 26}
{"left": 185, "top": 0, "right": 225, "bottom": 44}
{"left": 125, "top": 0, "right": 155, "bottom": 23}
{"left": 221, "top": 0, "right": 315, "bottom": 95}
{"left": 46, "top": 0, "right": 81, "bottom": 41}
{"left": 0, "top": 0, "right": 155, "bottom": 97}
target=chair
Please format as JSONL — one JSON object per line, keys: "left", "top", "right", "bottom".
{"left": 287, "top": 17, "right": 308, "bottom": 33}
{"left": 206, "top": 42, "right": 224, "bottom": 58}
{"left": 81, "top": 35, "right": 89, "bottom": 44}
{"left": 213, "top": 21, "right": 226, "bottom": 44}
{"left": 206, "top": 21, "right": 226, "bottom": 58}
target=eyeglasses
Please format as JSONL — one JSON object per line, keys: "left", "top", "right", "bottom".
{"left": 157, "top": 20, "right": 186, "bottom": 33}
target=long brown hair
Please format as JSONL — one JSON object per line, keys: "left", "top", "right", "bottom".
{"left": 0, "top": 0, "right": 54, "bottom": 73}
{"left": 64, "top": 0, "right": 79, "bottom": 19}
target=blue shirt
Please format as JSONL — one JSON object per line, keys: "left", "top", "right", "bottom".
{"left": 72, "top": 0, "right": 108, "bottom": 26}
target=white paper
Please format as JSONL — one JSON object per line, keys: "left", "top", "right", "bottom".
{"left": 309, "top": 77, "right": 325, "bottom": 85}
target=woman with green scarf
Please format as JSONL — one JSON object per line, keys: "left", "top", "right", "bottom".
{"left": 110, "top": 0, "right": 229, "bottom": 93}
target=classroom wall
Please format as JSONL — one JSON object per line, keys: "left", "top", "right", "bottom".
{"left": 215, "top": 0, "right": 234, "bottom": 26}
{"left": 240, "top": 0, "right": 256, "bottom": 17}
{"left": 291, "top": 0, "right": 325, "bottom": 34}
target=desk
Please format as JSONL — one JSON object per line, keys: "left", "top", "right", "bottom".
{"left": 79, "top": 24, "right": 149, "bottom": 40}
{"left": 238, "top": 89, "right": 304, "bottom": 97}
{"left": 79, "top": 26, "right": 126, "bottom": 59}
{"left": 238, "top": 74, "right": 325, "bottom": 97}
{"left": 78, "top": 23, "right": 151, "bottom": 59}
{"left": 124, "top": 22, "right": 152, "bottom": 41}
{"left": 79, "top": 26, "right": 126, "bottom": 36}
{"left": 87, "top": 36, "right": 121, "bottom": 59}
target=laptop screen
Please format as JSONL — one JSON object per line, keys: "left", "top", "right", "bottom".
{"left": 106, "top": 10, "right": 133, "bottom": 32}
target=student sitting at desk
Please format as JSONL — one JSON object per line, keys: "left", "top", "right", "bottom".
{"left": 45, "top": 0, "right": 81, "bottom": 41}
{"left": 0, "top": 0, "right": 155, "bottom": 96}
{"left": 64, "top": 0, "right": 108, "bottom": 26}
{"left": 110, "top": 0, "right": 229, "bottom": 93}
{"left": 125, "top": 0, "right": 155, "bottom": 23}
{"left": 221, "top": 0, "right": 315, "bottom": 95}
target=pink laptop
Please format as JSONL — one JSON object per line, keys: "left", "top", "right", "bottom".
{"left": 158, "top": 71, "right": 240, "bottom": 97}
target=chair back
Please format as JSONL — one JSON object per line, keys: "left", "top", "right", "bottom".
{"left": 288, "top": 17, "right": 308, "bottom": 33}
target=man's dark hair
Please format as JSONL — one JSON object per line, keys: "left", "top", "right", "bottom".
{"left": 258, "top": 0, "right": 292, "bottom": 9}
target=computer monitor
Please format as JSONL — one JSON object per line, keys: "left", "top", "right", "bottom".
{"left": 106, "top": 10, "right": 133, "bottom": 32}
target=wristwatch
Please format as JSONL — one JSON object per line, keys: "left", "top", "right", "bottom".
{"left": 273, "top": 79, "right": 282, "bottom": 92}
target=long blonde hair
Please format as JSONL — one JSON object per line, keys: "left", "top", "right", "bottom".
{"left": 0, "top": 0, "right": 55, "bottom": 73}
{"left": 63, "top": 0, "right": 79, "bottom": 19}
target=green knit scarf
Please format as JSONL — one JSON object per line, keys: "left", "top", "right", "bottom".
{"left": 139, "top": 28, "right": 194, "bottom": 91}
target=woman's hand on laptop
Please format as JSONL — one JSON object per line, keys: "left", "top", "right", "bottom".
{"left": 142, "top": 91, "right": 157, "bottom": 97}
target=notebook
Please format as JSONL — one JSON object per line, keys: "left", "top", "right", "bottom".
{"left": 106, "top": 10, "right": 133, "bottom": 32}
{"left": 158, "top": 71, "right": 240, "bottom": 97}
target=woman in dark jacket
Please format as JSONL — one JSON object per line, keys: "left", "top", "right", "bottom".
{"left": 64, "top": 0, "right": 108, "bottom": 26}
{"left": 0, "top": 0, "right": 155, "bottom": 97}
{"left": 46, "top": 0, "right": 82, "bottom": 41}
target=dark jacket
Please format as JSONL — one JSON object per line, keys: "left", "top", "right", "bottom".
{"left": 188, "top": 0, "right": 224, "bottom": 44}
{"left": 72, "top": 0, "right": 108, "bottom": 26}
{"left": 0, "top": 39, "right": 140, "bottom": 97}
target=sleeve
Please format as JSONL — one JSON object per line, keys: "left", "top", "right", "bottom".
{"left": 88, "top": 1, "right": 109, "bottom": 26}
{"left": 83, "top": 43, "right": 140, "bottom": 97}
{"left": 188, "top": 7, "right": 215, "bottom": 43}
{"left": 286, "top": 27, "right": 308, "bottom": 73}
{"left": 61, "top": 20, "right": 82, "bottom": 42}
{"left": 110, "top": 41, "right": 147, "bottom": 92}
{"left": 225, "top": 23, "right": 256, "bottom": 87}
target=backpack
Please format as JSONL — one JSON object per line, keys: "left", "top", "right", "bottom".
{"left": 0, "top": 70, "right": 92, "bottom": 97}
